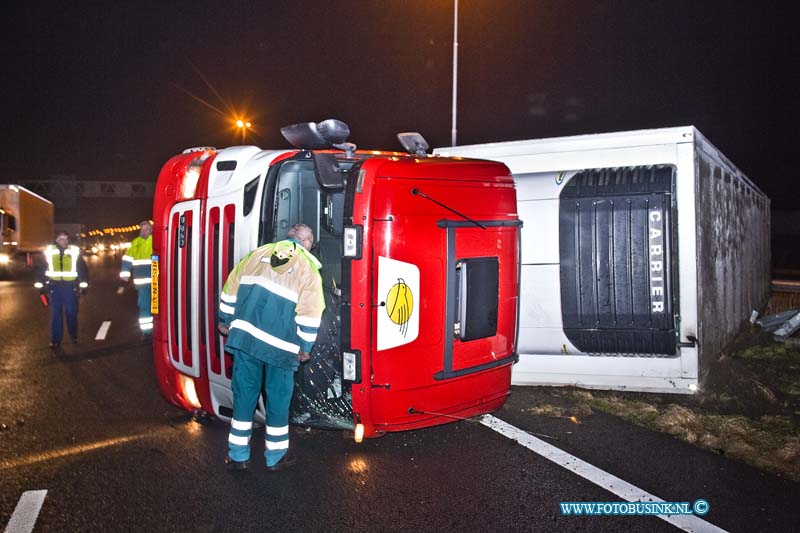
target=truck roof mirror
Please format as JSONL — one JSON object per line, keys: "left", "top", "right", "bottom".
{"left": 314, "top": 153, "right": 345, "bottom": 190}
{"left": 397, "top": 132, "right": 430, "bottom": 157}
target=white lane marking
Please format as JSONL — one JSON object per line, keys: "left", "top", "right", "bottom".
{"left": 480, "top": 415, "right": 728, "bottom": 533}
{"left": 4, "top": 490, "right": 47, "bottom": 533}
{"left": 95, "top": 321, "right": 112, "bottom": 340}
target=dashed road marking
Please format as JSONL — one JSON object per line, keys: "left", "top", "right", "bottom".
{"left": 481, "top": 415, "right": 728, "bottom": 533}
{"left": 4, "top": 490, "right": 47, "bottom": 533}
{"left": 95, "top": 321, "right": 111, "bottom": 340}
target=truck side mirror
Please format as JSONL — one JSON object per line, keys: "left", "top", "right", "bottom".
{"left": 314, "top": 153, "right": 346, "bottom": 190}
{"left": 281, "top": 119, "right": 351, "bottom": 150}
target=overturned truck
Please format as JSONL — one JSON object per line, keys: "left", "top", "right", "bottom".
{"left": 151, "top": 121, "right": 521, "bottom": 438}
{"left": 437, "top": 126, "right": 770, "bottom": 393}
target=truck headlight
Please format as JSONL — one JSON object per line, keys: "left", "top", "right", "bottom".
{"left": 0, "top": 254, "right": 10, "bottom": 264}
{"left": 179, "top": 374, "right": 202, "bottom": 408}
{"left": 181, "top": 167, "right": 201, "bottom": 199}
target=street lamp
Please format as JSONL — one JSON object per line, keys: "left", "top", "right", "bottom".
{"left": 236, "top": 119, "right": 252, "bottom": 144}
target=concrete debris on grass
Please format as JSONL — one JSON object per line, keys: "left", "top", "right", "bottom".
{"left": 774, "top": 311, "right": 800, "bottom": 340}
{"left": 754, "top": 309, "right": 799, "bottom": 332}
{"left": 754, "top": 307, "right": 800, "bottom": 341}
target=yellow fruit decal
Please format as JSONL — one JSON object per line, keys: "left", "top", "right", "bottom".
{"left": 386, "top": 278, "right": 413, "bottom": 336}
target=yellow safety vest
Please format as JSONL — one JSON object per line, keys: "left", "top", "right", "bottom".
{"left": 120, "top": 235, "right": 153, "bottom": 286}
{"left": 44, "top": 244, "right": 80, "bottom": 281}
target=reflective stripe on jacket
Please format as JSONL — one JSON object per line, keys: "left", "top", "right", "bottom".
{"left": 219, "top": 239, "right": 324, "bottom": 370}
{"left": 120, "top": 235, "right": 153, "bottom": 285}
{"left": 44, "top": 245, "right": 80, "bottom": 281}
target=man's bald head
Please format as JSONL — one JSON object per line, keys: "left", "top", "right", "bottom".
{"left": 287, "top": 224, "right": 314, "bottom": 251}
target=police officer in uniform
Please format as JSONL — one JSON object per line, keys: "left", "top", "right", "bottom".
{"left": 35, "top": 231, "right": 89, "bottom": 348}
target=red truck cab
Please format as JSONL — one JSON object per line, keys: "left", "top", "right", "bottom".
{"left": 151, "top": 121, "right": 520, "bottom": 439}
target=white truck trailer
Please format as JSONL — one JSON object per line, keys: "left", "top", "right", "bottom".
{"left": 436, "top": 126, "right": 770, "bottom": 393}
{"left": 0, "top": 185, "right": 54, "bottom": 276}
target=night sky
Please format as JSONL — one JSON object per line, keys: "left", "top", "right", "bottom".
{"left": 2, "top": 1, "right": 796, "bottom": 208}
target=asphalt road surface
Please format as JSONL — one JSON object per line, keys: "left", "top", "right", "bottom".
{"left": 1, "top": 255, "right": 798, "bottom": 532}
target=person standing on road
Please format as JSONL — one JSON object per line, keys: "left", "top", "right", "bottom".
{"left": 120, "top": 220, "right": 153, "bottom": 336}
{"left": 218, "top": 223, "right": 324, "bottom": 471}
{"left": 35, "top": 231, "right": 89, "bottom": 349}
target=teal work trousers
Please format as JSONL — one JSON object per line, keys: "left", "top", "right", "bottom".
{"left": 227, "top": 351, "right": 295, "bottom": 466}
{"left": 136, "top": 284, "right": 152, "bottom": 334}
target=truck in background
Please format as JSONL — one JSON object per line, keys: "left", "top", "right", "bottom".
{"left": 436, "top": 126, "right": 770, "bottom": 394}
{"left": 151, "top": 121, "right": 521, "bottom": 439}
{"left": 0, "top": 185, "right": 54, "bottom": 277}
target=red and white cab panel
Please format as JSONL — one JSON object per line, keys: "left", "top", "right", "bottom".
{"left": 151, "top": 125, "right": 520, "bottom": 439}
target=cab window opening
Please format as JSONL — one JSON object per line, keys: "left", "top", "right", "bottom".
{"left": 266, "top": 158, "right": 353, "bottom": 429}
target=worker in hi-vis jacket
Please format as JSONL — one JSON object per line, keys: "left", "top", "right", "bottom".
{"left": 120, "top": 220, "right": 153, "bottom": 336}
{"left": 218, "top": 223, "right": 324, "bottom": 471}
{"left": 35, "top": 231, "right": 89, "bottom": 349}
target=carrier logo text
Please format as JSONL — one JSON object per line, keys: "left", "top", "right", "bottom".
{"left": 648, "top": 210, "right": 665, "bottom": 313}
